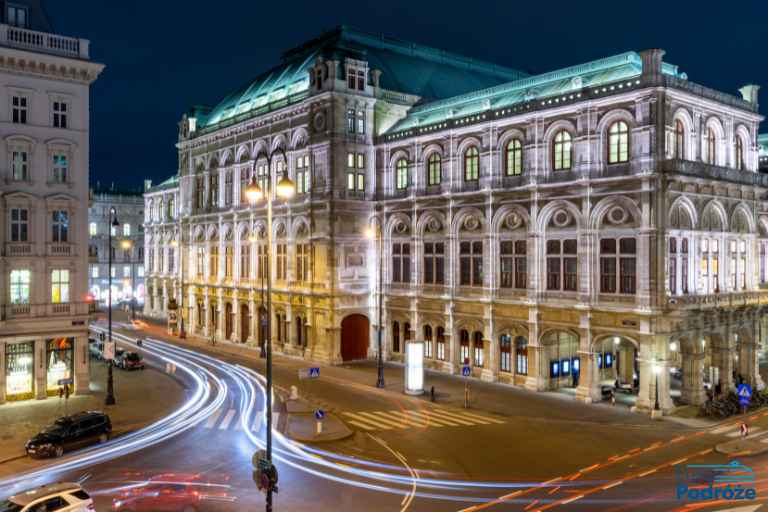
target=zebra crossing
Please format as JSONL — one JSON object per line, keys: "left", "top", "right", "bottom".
{"left": 202, "top": 408, "right": 274, "bottom": 432}
{"left": 342, "top": 407, "right": 505, "bottom": 432}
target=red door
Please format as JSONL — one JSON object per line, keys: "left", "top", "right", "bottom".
{"left": 241, "top": 304, "right": 250, "bottom": 342}
{"left": 341, "top": 315, "right": 369, "bottom": 361}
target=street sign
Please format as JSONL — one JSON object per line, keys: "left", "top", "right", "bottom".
{"left": 103, "top": 341, "right": 116, "bottom": 361}
{"left": 315, "top": 409, "right": 325, "bottom": 421}
{"left": 299, "top": 367, "right": 320, "bottom": 380}
{"left": 738, "top": 383, "right": 753, "bottom": 406}
{"left": 461, "top": 365, "right": 471, "bottom": 377}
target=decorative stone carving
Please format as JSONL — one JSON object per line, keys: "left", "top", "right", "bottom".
{"left": 394, "top": 220, "right": 409, "bottom": 234}
{"left": 551, "top": 209, "right": 572, "bottom": 228}
{"left": 504, "top": 212, "right": 524, "bottom": 230}
{"left": 425, "top": 216, "right": 442, "bottom": 234}
{"left": 606, "top": 206, "right": 628, "bottom": 225}
{"left": 463, "top": 215, "right": 481, "bottom": 231}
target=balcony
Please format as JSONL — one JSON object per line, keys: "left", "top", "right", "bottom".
{"left": 48, "top": 243, "right": 72, "bottom": 256}
{"left": 662, "top": 159, "right": 768, "bottom": 187}
{"left": 5, "top": 242, "right": 32, "bottom": 257}
{"left": 3, "top": 301, "right": 90, "bottom": 320}
{"left": 667, "top": 290, "right": 768, "bottom": 310}
{"left": 0, "top": 24, "right": 89, "bottom": 59}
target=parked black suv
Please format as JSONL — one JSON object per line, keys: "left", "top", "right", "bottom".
{"left": 25, "top": 411, "right": 112, "bottom": 458}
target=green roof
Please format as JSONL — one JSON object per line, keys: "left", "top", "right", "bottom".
{"left": 386, "top": 52, "right": 685, "bottom": 134}
{"left": 146, "top": 174, "right": 179, "bottom": 193}
{"left": 198, "top": 26, "right": 529, "bottom": 131}
{"left": 759, "top": 134, "right": 768, "bottom": 155}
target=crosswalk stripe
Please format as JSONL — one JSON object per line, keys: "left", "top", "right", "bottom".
{"left": 435, "top": 407, "right": 505, "bottom": 424}
{"left": 712, "top": 423, "right": 739, "bottom": 435}
{"left": 408, "top": 410, "right": 459, "bottom": 427}
{"left": 251, "top": 411, "right": 263, "bottom": 432}
{"left": 346, "top": 420, "right": 377, "bottom": 431}
{"left": 427, "top": 409, "right": 484, "bottom": 426}
{"left": 219, "top": 409, "right": 236, "bottom": 430}
{"left": 343, "top": 412, "right": 393, "bottom": 430}
{"left": 726, "top": 428, "right": 762, "bottom": 438}
{"left": 387, "top": 410, "right": 433, "bottom": 428}
{"left": 358, "top": 411, "right": 409, "bottom": 429}
{"left": 205, "top": 409, "right": 223, "bottom": 429}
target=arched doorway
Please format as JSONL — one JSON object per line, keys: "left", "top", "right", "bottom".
{"left": 341, "top": 314, "right": 369, "bottom": 362}
{"left": 593, "top": 335, "right": 640, "bottom": 404}
{"left": 541, "top": 330, "right": 579, "bottom": 390}
{"left": 241, "top": 303, "right": 250, "bottom": 342}
{"left": 225, "top": 303, "right": 233, "bottom": 340}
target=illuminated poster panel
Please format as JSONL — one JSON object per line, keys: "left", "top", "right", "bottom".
{"left": 405, "top": 340, "right": 424, "bottom": 395}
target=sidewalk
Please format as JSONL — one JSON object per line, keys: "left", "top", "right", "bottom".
{"left": 120, "top": 313, "right": 682, "bottom": 431}
{"left": 0, "top": 357, "right": 186, "bottom": 466}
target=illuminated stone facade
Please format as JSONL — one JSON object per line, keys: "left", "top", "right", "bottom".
{"left": 144, "top": 27, "right": 766, "bottom": 413}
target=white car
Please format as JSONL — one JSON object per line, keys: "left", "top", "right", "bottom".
{"left": 0, "top": 483, "right": 94, "bottom": 511}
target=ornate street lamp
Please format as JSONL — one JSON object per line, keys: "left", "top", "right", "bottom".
{"left": 106, "top": 207, "right": 119, "bottom": 406}
{"left": 365, "top": 218, "right": 385, "bottom": 389}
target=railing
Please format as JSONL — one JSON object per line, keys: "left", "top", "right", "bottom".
{"left": 452, "top": 181, "right": 481, "bottom": 193}
{"left": 3, "top": 301, "right": 90, "bottom": 320}
{"left": 0, "top": 24, "right": 89, "bottom": 59}
{"left": 6, "top": 242, "right": 31, "bottom": 257}
{"left": 662, "top": 159, "right": 768, "bottom": 187}
{"left": 667, "top": 290, "right": 768, "bottom": 309}
{"left": 48, "top": 243, "right": 72, "bottom": 256}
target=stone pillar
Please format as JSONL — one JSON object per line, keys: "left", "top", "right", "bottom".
{"left": 203, "top": 295, "right": 211, "bottom": 337}
{"left": 74, "top": 336, "right": 89, "bottom": 395}
{"left": 715, "top": 333, "right": 735, "bottom": 393}
{"left": 681, "top": 351, "right": 705, "bottom": 406}
{"left": 233, "top": 298, "right": 241, "bottom": 343}
{"left": 576, "top": 351, "right": 602, "bottom": 403}
{"left": 35, "top": 338, "right": 46, "bottom": 400}
{"left": 216, "top": 295, "right": 225, "bottom": 340}
{"left": 481, "top": 336, "right": 496, "bottom": 382}
{"left": 247, "top": 299, "right": 257, "bottom": 345}
{"left": 0, "top": 342, "right": 6, "bottom": 404}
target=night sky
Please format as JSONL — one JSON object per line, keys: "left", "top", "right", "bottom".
{"left": 44, "top": 1, "right": 768, "bottom": 190}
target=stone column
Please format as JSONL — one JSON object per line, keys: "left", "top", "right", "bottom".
{"left": 203, "top": 295, "right": 211, "bottom": 337}
{"left": 247, "top": 299, "right": 257, "bottom": 345}
{"left": 233, "top": 298, "right": 241, "bottom": 343}
{"left": 576, "top": 351, "right": 601, "bottom": 403}
{"left": 481, "top": 336, "right": 496, "bottom": 382}
{"left": 0, "top": 342, "right": 6, "bottom": 404}
{"left": 74, "top": 336, "right": 89, "bottom": 395}
{"left": 715, "top": 332, "right": 735, "bottom": 393}
{"left": 681, "top": 350, "right": 705, "bottom": 406}
{"left": 216, "top": 294, "right": 225, "bottom": 340}
{"left": 35, "top": 338, "right": 46, "bottom": 400}
{"left": 525, "top": 311, "right": 545, "bottom": 391}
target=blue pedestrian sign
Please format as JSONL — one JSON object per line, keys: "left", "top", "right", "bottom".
{"left": 461, "top": 365, "right": 471, "bottom": 377}
{"left": 738, "top": 383, "right": 753, "bottom": 406}
{"left": 309, "top": 367, "right": 320, "bottom": 378}
{"left": 314, "top": 409, "right": 325, "bottom": 421}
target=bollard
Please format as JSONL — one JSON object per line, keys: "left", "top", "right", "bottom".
{"left": 290, "top": 385, "right": 298, "bottom": 400}
{"left": 316, "top": 420, "right": 323, "bottom": 435}
{"left": 430, "top": 386, "right": 435, "bottom": 402}
{"left": 464, "top": 383, "right": 470, "bottom": 409}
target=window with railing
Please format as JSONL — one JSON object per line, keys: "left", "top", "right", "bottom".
{"left": 10, "top": 208, "right": 28, "bottom": 242}
{"left": 52, "top": 211, "right": 69, "bottom": 243}
{"left": 423, "top": 242, "right": 444, "bottom": 285}
{"left": 459, "top": 241, "right": 483, "bottom": 286}
{"left": 500, "top": 240, "right": 527, "bottom": 289}
{"left": 599, "top": 238, "right": 636, "bottom": 294}
{"left": 391, "top": 242, "right": 411, "bottom": 283}
{"left": 10, "top": 269, "right": 30, "bottom": 304}
{"left": 546, "top": 239, "right": 577, "bottom": 291}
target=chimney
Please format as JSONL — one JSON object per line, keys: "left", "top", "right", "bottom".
{"left": 738, "top": 84, "right": 760, "bottom": 107}
{"left": 144, "top": 179, "right": 152, "bottom": 191}
{"left": 639, "top": 49, "right": 666, "bottom": 80}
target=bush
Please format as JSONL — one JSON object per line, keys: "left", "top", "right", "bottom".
{"left": 699, "top": 389, "right": 768, "bottom": 419}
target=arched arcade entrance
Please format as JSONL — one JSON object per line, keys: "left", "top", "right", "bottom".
{"left": 341, "top": 314, "right": 370, "bottom": 362}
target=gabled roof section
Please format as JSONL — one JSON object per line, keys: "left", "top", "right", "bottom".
{"left": 145, "top": 174, "right": 179, "bottom": 194}
{"left": 386, "top": 51, "right": 685, "bottom": 134}
{"left": 199, "top": 26, "right": 529, "bottom": 130}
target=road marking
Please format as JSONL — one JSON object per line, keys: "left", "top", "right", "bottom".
{"left": 205, "top": 409, "right": 222, "bottom": 429}
{"left": 726, "top": 427, "right": 762, "bottom": 438}
{"left": 409, "top": 410, "right": 460, "bottom": 426}
{"left": 388, "top": 410, "right": 433, "bottom": 428}
{"left": 358, "top": 411, "right": 409, "bottom": 429}
{"left": 437, "top": 408, "right": 506, "bottom": 424}
{"left": 712, "top": 423, "right": 740, "bottom": 434}
{"left": 343, "top": 411, "right": 396, "bottom": 430}
{"left": 427, "top": 409, "right": 484, "bottom": 426}
{"left": 346, "top": 420, "right": 377, "bottom": 431}
{"left": 251, "top": 411, "right": 263, "bottom": 432}
{"left": 368, "top": 434, "right": 418, "bottom": 512}
{"left": 219, "top": 409, "right": 236, "bottom": 430}
{"left": 602, "top": 480, "right": 623, "bottom": 490}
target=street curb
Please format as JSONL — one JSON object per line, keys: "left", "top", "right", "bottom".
{"left": 0, "top": 454, "right": 27, "bottom": 465}
{"left": 284, "top": 413, "right": 355, "bottom": 443}
{"left": 714, "top": 439, "right": 768, "bottom": 457}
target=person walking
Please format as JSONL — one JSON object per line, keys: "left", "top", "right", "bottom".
{"left": 740, "top": 422, "right": 749, "bottom": 439}
{"left": 610, "top": 389, "right": 616, "bottom": 406}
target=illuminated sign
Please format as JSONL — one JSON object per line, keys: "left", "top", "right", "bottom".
{"left": 405, "top": 341, "right": 424, "bottom": 395}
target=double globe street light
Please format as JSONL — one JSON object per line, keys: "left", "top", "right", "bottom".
{"left": 244, "top": 147, "right": 294, "bottom": 512}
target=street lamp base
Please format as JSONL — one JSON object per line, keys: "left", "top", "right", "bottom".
{"left": 376, "top": 378, "right": 385, "bottom": 389}
{"left": 105, "top": 395, "right": 115, "bottom": 406}
{"left": 179, "top": 330, "right": 186, "bottom": 339}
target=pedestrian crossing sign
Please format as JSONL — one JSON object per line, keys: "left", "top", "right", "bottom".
{"left": 738, "top": 383, "right": 752, "bottom": 406}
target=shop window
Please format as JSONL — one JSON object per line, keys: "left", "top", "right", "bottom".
{"left": 46, "top": 337, "right": 74, "bottom": 392}
{"left": 6, "top": 341, "right": 34, "bottom": 398}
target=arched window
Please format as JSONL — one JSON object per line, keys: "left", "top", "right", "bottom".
{"left": 167, "top": 197, "right": 175, "bottom": 219}
{"left": 392, "top": 321, "right": 400, "bottom": 353}
{"left": 669, "top": 238, "right": 677, "bottom": 295}
{"left": 499, "top": 334, "right": 512, "bottom": 372}
{"left": 505, "top": 139, "right": 523, "bottom": 176}
{"left": 607, "top": 121, "right": 629, "bottom": 164}
{"left": 464, "top": 147, "right": 479, "bottom": 181}
{"left": 552, "top": 130, "right": 572, "bottom": 171}
{"left": 674, "top": 119, "right": 685, "bottom": 159}
{"left": 473, "top": 331, "right": 484, "bottom": 368}
{"left": 424, "top": 325, "right": 433, "bottom": 358}
{"left": 706, "top": 127, "right": 717, "bottom": 165}
{"left": 460, "top": 329, "right": 470, "bottom": 364}
{"left": 735, "top": 136, "right": 745, "bottom": 171}
{"left": 427, "top": 153, "right": 441, "bottom": 186}
{"left": 515, "top": 337, "right": 528, "bottom": 375}
{"left": 436, "top": 327, "right": 446, "bottom": 361}
{"left": 395, "top": 158, "right": 409, "bottom": 190}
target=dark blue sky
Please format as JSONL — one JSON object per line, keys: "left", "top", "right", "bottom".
{"left": 45, "top": 1, "right": 767, "bottom": 190}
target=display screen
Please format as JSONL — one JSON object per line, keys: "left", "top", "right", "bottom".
{"left": 46, "top": 337, "right": 73, "bottom": 391}
{"left": 605, "top": 352, "right": 613, "bottom": 368}
{"left": 597, "top": 353, "right": 603, "bottom": 368}
{"left": 550, "top": 361, "right": 559, "bottom": 377}
{"left": 561, "top": 359, "right": 570, "bottom": 375}
{"left": 6, "top": 341, "right": 33, "bottom": 396}
{"left": 572, "top": 357, "right": 580, "bottom": 374}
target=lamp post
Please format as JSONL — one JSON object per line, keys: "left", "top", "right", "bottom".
{"left": 365, "top": 217, "right": 385, "bottom": 389}
{"left": 245, "top": 147, "right": 294, "bottom": 512}
{"left": 120, "top": 239, "right": 133, "bottom": 321}
{"left": 171, "top": 238, "right": 186, "bottom": 338}
{"left": 106, "top": 207, "right": 119, "bottom": 406}
{"left": 652, "top": 361, "right": 661, "bottom": 412}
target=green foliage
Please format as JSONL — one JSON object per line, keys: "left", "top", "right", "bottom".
{"left": 699, "top": 389, "right": 768, "bottom": 419}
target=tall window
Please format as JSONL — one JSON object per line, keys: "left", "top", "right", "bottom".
{"left": 392, "top": 321, "right": 400, "bottom": 353}
{"left": 392, "top": 242, "right": 411, "bottom": 283}
{"left": 700, "top": 239, "right": 719, "bottom": 294}
{"left": 10, "top": 269, "right": 30, "bottom": 303}
{"left": 210, "top": 245, "right": 219, "bottom": 279}
{"left": 10, "top": 208, "right": 28, "bottom": 242}
{"left": 500, "top": 334, "right": 512, "bottom": 372}
{"left": 51, "top": 269, "right": 70, "bottom": 303}
{"left": 395, "top": 158, "right": 408, "bottom": 190}
{"left": 505, "top": 139, "right": 523, "bottom": 176}
{"left": 224, "top": 171, "right": 233, "bottom": 206}
{"left": 357, "top": 70, "right": 365, "bottom": 91}
{"left": 256, "top": 163, "right": 268, "bottom": 193}
{"left": 276, "top": 243, "right": 287, "bottom": 280}
{"left": 436, "top": 327, "right": 445, "bottom": 361}
{"left": 224, "top": 246, "right": 233, "bottom": 279}
{"left": 123, "top": 223, "right": 131, "bottom": 236}
{"left": 459, "top": 241, "right": 483, "bottom": 286}
{"left": 239, "top": 167, "right": 251, "bottom": 204}
{"left": 608, "top": 121, "right": 629, "bottom": 163}
{"left": 196, "top": 176, "right": 205, "bottom": 210}
{"left": 12, "top": 151, "right": 28, "bottom": 181}
{"left": 258, "top": 244, "right": 268, "bottom": 279}
{"left": 52, "top": 154, "right": 68, "bottom": 183}
{"left": 424, "top": 325, "right": 433, "bottom": 359}
{"left": 240, "top": 244, "right": 250, "bottom": 280}
{"left": 53, "top": 101, "right": 68, "bottom": 129}
{"left": 356, "top": 110, "right": 365, "bottom": 134}
{"left": 546, "top": 239, "right": 577, "bottom": 291}
{"left": 296, "top": 155, "right": 310, "bottom": 194}
{"left": 674, "top": 119, "right": 685, "bottom": 159}
{"left": 500, "top": 240, "right": 527, "bottom": 289}
{"left": 296, "top": 243, "right": 311, "bottom": 282}
{"left": 761, "top": 243, "right": 767, "bottom": 284}
{"left": 52, "top": 211, "right": 68, "bottom": 243}
{"left": 12, "top": 95, "right": 27, "bottom": 124}
{"left": 464, "top": 147, "right": 479, "bottom": 181}
{"left": 346, "top": 109, "right": 355, "bottom": 134}
{"left": 88, "top": 222, "right": 97, "bottom": 237}
{"left": 706, "top": 127, "right": 717, "bottom": 165}
{"left": 473, "top": 332, "right": 484, "bottom": 368}
{"left": 735, "top": 136, "right": 745, "bottom": 171}
{"left": 210, "top": 172, "right": 219, "bottom": 207}
{"left": 423, "top": 242, "right": 444, "bottom": 285}
{"left": 427, "top": 153, "right": 441, "bottom": 186}
{"left": 516, "top": 337, "right": 528, "bottom": 375}
{"left": 599, "top": 238, "right": 636, "bottom": 294}
{"left": 460, "top": 330, "right": 470, "bottom": 364}
{"left": 196, "top": 246, "right": 204, "bottom": 278}
{"left": 552, "top": 131, "right": 573, "bottom": 171}
{"left": 681, "top": 239, "right": 689, "bottom": 294}
{"left": 669, "top": 238, "right": 677, "bottom": 295}
{"left": 346, "top": 152, "right": 365, "bottom": 192}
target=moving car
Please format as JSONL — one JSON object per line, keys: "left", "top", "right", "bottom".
{"left": 111, "top": 472, "right": 232, "bottom": 511}
{"left": 0, "top": 482, "right": 95, "bottom": 511}
{"left": 25, "top": 411, "right": 112, "bottom": 458}
{"left": 88, "top": 339, "right": 103, "bottom": 360}
{"left": 115, "top": 351, "right": 144, "bottom": 370}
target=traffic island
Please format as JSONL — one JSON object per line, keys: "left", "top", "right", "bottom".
{"left": 715, "top": 437, "right": 768, "bottom": 457}
{"left": 283, "top": 398, "right": 353, "bottom": 443}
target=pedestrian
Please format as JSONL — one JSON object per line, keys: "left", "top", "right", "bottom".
{"left": 430, "top": 386, "right": 435, "bottom": 402}
{"left": 740, "top": 422, "right": 749, "bottom": 439}
{"left": 610, "top": 389, "right": 616, "bottom": 406}
{"left": 58, "top": 386, "right": 64, "bottom": 400}
{"left": 64, "top": 385, "right": 70, "bottom": 400}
